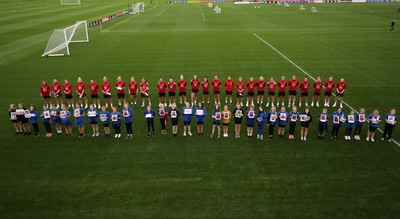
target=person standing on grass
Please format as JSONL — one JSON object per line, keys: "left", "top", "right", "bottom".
{"left": 16, "top": 103, "right": 30, "bottom": 136}
{"left": 288, "top": 106, "right": 299, "bottom": 139}
{"left": 167, "top": 77, "right": 177, "bottom": 107}
{"left": 236, "top": 76, "right": 245, "bottom": 106}
{"left": 41, "top": 104, "right": 52, "bottom": 137}
{"left": 277, "top": 76, "right": 287, "bottom": 107}
{"left": 344, "top": 110, "right": 355, "bottom": 140}
{"left": 267, "top": 106, "right": 278, "bottom": 140}
{"left": 288, "top": 75, "right": 299, "bottom": 108}
{"left": 111, "top": 106, "right": 122, "bottom": 138}
{"left": 122, "top": 103, "right": 134, "bottom": 139}
{"left": 324, "top": 76, "right": 335, "bottom": 107}
{"left": 299, "top": 77, "right": 310, "bottom": 108}
{"left": 60, "top": 104, "right": 72, "bottom": 138}
{"left": 140, "top": 77, "right": 151, "bottom": 107}
{"left": 354, "top": 108, "right": 366, "bottom": 140}
{"left": 277, "top": 106, "right": 289, "bottom": 138}
{"left": 366, "top": 109, "right": 381, "bottom": 142}
{"left": 115, "top": 76, "right": 126, "bottom": 107}
{"left": 318, "top": 108, "right": 330, "bottom": 139}
{"left": 190, "top": 74, "right": 201, "bottom": 106}
{"left": 195, "top": 102, "right": 207, "bottom": 136}
{"left": 29, "top": 105, "right": 39, "bottom": 137}
{"left": 221, "top": 105, "right": 232, "bottom": 138}
{"left": 331, "top": 107, "right": 345, "bottom": 141}
{"left": 333, "top": 78, "right": 346, "bottom": 108}
{"left": 40, "top": 80, "right": 52, "bottom": 108}
{"left": 99, "top": 105, "right": 111, "bottom": 137}
{"left": 144, "top": 105, "right": 156, "bottom": 137}
{"left": 169, "top": 103, "right": 180, "bottom": 137}
{"left": 51, "top": 79, "right": 62, "bottom": 109}
{"left": 224, "top": 76, "right": 234, "bottom": 105}
{"left": 211, "top": 104, "right": 222, "bottom": 138}
{"left": 9, "top": 104, "right": 22, "bottom": 135}
{"left": 74, "top": 102, "right": 85, "bottom": 138}
{"left": 76, "top": 77, "right": 88, "bottom": 109}
{"left": 266, "top": 77, "right": 276, "bottom": 107}
{"left": 202, "top": 76, "right": 211, "bottom": 105}
{"left": 300, "top": 108, "right": 312, "bottom": 141}
{"left": 256, "top": 106, "right": 267, "bottom": 140}
{"left": 212, "top": 75, "right": 222, "bottom": 105}
{"left": 178, "top": 74, "right": 187, "bottom": 105}
{"left": 87, "top": 104, "right": 99, "bottom": 137}
{"left": 51, "top": 104, "right": 62, "bottom": 136}
{"left": 101, "top": 76, "right": 113, "bottom": 108}
{"left": 157, "top": 77, "right": 167, "bottom": 107}
{"left": 246, "top": 105, "right": 256, "bottom": 139}
{"left": 89, "top": 79, "right": 100, "bottom": 109}
{"left": 128, "top": 76, "right": 138, "bottom": 106}
{"left": 256, "top": 76, "right": 266, "bottom": 106}
{"left": 63, "top": 79, "right": 74, "bottom": 109}
{"left": 382, "top": 108, "right": 397, "bottom": 142}
{"left": 233, "top": 103, "right": 244, "bottom": 138}
{"left": 159, "top": 103, "right": 168, "bottom": 135}
{"left": 390, "top": 20, "right": 396, "bottom": 32}
{"left": 246, "top": 77, "right": 256, "bottom": 107}
{"left": 311, "top": 76, "right": 323, "bottom": 107}
{"left": 182, "top": 102, "right": 194, "bottom": 136}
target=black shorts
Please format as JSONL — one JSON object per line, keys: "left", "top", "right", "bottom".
{"left": 289, "top": 90, "right": 297, "bottom": 96}
{"left": 103, "top": 94, "right": 111, "bottom": 98}
{"left": 369, "top": 126, "right": 377, "bottom": 132}
{"left": 159, "top": 92, "right": 166, "bottom": 97}
{"left": 141, "top": 93, "right": 149, "bottom": 98}
{"left": 336, "top": 93, "right": 344, "bottom": 97}
{"left": 184, "top": 121, "right": 191, "bottom": 126}
{"left": 11, "top": 120, "right": 18, "bottom": 123}
{"left": 313, "top": 92, "right": 321, "bottom": 96}
{"left": 203, "top": 91, "right": 209, "bottom": 95}
{"left": 247, "top": 92, "right": 254, "bottom": 97}
{"left": 213, "top": 121, "right": 221, "bottom": 125}
{"left": 91, "top": 94, "right": 99, "bottom": 99}
{"left": 168, "top": 92, "right": 176, "bottom": 97}
{"left": 301, "top": 124, "right": 310, "bottom": 128}
{"left": 78, "top": 93, "right": 86, "bottom": 98}
{"left": 257, "top": 91, "right": 264, "bottom": 96}
{"left": 192, "top": 89, "right": 199, "bottom": 93}
{"left": 278, "top": 124, "right": 286, "bottom": 128}
{"left": 213, "top": 91, "right": 220, "bottom": 95}
{"left": 18, "top": 117, "right": 28, "bottom": 124}
{"left": 117, "top": 94, "right": 125, "bottom": 98}
{"left": 301, "top": 92, "right": 308, "bottom": 97}
{"left": 247, "top": 124, "right": 254, "bottom": 128}
{"left": 223, "top": 123, "right": 229, "bottom": 126}
{"left": 130, "top": 93, "right": 137, "bottom": 97}
{"left": 54, "top": 93, "right": 62, "bottom": 98}
{"left": 234, "top": 119, "right": 242, "bottom": 124}
{"left": 278, "top": 92, "right": 285, "bottom": 97}
{"left": 90, "top": 121, "right": 98, "bottom": 125}
{"left": 102, "top": 123, "right": 110, "bottom": 127}
{"left": 268, "top": 92, "right": 275, "bottom": 96}
{"left": 171, "top": 119, "right": 178, "bottom": 126}
{"left": 237, "top": 93, "right": 244, "bottom": 98}
{"left": 226, "top": 91, "right": 233, "bottom": 95}
{"left": 66, "top": 94, "right": 73, "bottom": 99}
{"left": 179, "top": 92, "right": 186, "bottom": 96}
{"left": 197, "top": 121, "right": 204, "bottom": 125}
{"left": 324, "top": 92, "right": 332, "bottom": 97}
{"left": 43, "top": 96, "right": 51, "bottom": 99}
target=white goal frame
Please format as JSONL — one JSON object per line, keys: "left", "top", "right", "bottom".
{"left": 60, "top": 0, "right": 81, "bottom": 5}
{"left": 129, "top": 2, "right": 145, "bottom": 15}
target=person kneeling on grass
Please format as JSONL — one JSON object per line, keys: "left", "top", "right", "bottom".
{"left": 318, "top": 108, "right": 330, "bottom": 139}
{"left": 87, "top": 104, "right": 99, "bottom": 137}
{"left": 267, "top": 106, "right": 278, "bottom": 140}
{"left": 99, "top": 105, "right": 111, "bottom": 137}
{"left": 169, "top": 103, "right": 180, "bottom": 137}
{"left": 41, "top": 104, "right": 52, "bottom": 137}
{"left": 29, "top": 105, "right": 39, "bottom": 137}
{"left": 159, "top": 104, "right": 168, "bottom": 135}
{"left": 256, "top": 106, "right": 267, "bottom": 140}
{"left": 144, "top": 105, "right": 156, "bottom": 137}
{"left": 300, "top": 108, "right": 312, "bottom": 141}
{"left": 195, "top": 102, "right": 207, "bottom": 136}
{"left": 182, "top": 102, "right": 194, "bottom": 136}
{"left": 122, "top": 103, "right": 134, "bottom": 139}
{"left": 222, "top": 105, "right": 232, "bottom": 138}
{"left": 111, "top": 106, "right": 122, "bottom": 138}
{"left": 288, "top": 106, "right": 299, "bottom": 139}
{"left": 211, "top": 104, "right": 222, "bottom": 138}
{"left": 366, "top": 109, "right": 381, "bottom": 142}
{"left": 74, "top": 103, "right": 85, "bottom": 138}
{"left": 246, "top": 105, "right": 256, "bottom": 139}
{"left": 60, "top": 105, "right": 72, "bottom": 138}
{"left": 354, "top": 108, "right": 366, "bottom": 140}
{"left": 382, "top": 108, "right": 397, "bottom": 142}
{"left": 344, "top": 110, "right": 355, "bottom": 140}
{"left": 277, "top": 106, "right": 289, "bottom": 138}
{"left": 331, "top": 107, "right": 345, "bottom": 141}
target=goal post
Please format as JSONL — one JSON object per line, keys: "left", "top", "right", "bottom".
{"left": 129, "top": 2, "right": 145, "bottom": 14}
{"left": 60, "top": 0, "right": 81, "bottom": 5}
{"left": 42, "top": 20, "right": 89, "bottom": 57}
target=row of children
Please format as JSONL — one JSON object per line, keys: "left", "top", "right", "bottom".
{"left": 39, "top": 75, "right": 346, "bottom": 110}
{"left": 9, "top": 102, "right": 397, "bottom": 142}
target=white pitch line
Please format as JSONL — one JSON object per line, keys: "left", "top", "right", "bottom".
{"left": 102, "top": 6, "right": 155, "bottom": 32}
{"left": 199, "top": 6, "right": 206, "bottom": 21}
{"left": 253, "top": 32, "right": 400, "bottom": 148}
{"left": 156, "top": 9, "right": 166, "bottom": 16}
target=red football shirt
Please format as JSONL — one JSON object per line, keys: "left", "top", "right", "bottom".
{"left": 101, "top": 82, "right": 111, "bottom": 95}
{"left": 40, "top": 84, "right": 51, "bottom": 97}
{"left": 158, "top": 81, "right": 167, "bottom": 93}
{"left": 325, "top": 80, "right": 335, "bottom": 93}
{"left": 51, "top": 82, "right": 61, "bottom": 95}
{"left": 247, "top": 80, "right": 256, "bottom": 93}
{"left": 256, "top": 80, "right": 266, "bottom": 92}
{"left": 190, "top": 79, "right": 200, "bottom": 91}
{"left": 288, "top": 79, "right": 299, "bottom": 91}
{"left": 115, "top": 81, "right": 126, "bottom": 95}
{"left": 336, "top": 82, "right": 346, "bottom": 94}
{"left": 89, "top": 82, "right": 99, "bottom": 95}
{"left": 168, "top": 82, "right": 176, "bottom": 93}
{"left": 267, "top": 81, "right": 276, "bottom": 93}
{"left": 76, "top": 82, "right": 85, "bottom": 95}
{"left": 236, "top": 81, "right": 245, "bottom": 94}
{"left": 313, "top": 81, "right": 323, "bottom": 93}
{"left": 300, "top": 81, "right": 310, "bottom": 93}
{"left": 128, "top": 81, "right": 138, "bottom": 95}
{"left": 212, "top": 79, "right": 221, "bottom": 92}
{"left": 224, "top": 79, "right": 234, "bottom": 92}
{"left": 178, "top": 80, "right": 187, "bottom": 92}
{"left": 278, "top": 80, "right": 287, "bottom": 93}
{"left": 140, "top": 82, "right": 149, "bottom": 94}
{"left": 63, "top": 83, "right": 72, "bottom": 95}
{"left": 202, "top": 81, "right": 210, "bottom": 92}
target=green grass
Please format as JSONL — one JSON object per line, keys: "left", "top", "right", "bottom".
{"left": 1, "top": 0, "right": 400, "bottom": 217}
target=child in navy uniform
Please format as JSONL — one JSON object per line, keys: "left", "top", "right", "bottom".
{"left": 366, "top": 109, "right": 381, "bottom": 142}
{"left": 29, "top": 105, "right": 40, "bottom": 137}
{"left": 256, "top": 106, "right": 267, "bottom": 140}
{"left": 382, "top": 108, "right": 397, "bottom": 142}
{"left": 354, "top": 108, "right": 366, "bottom": 140}
{"left": 300, "top": 108, "right": 312, "bottom": 141}
{"left": 267, "top": 106, "right": 278, "bottom": 140}
{"left": 144, "top": 105, "right": 156, "bottom": 136}
{"left": 318, "top": 108, "right": 330, "bottom": 139}
{"left": 344, "top": 111, "right": 355, "bottom": 140}
{"left": 41, "top": 104, "right": 52, "bottom": 137}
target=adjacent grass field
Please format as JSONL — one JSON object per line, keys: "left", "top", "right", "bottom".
{"left": 1, "top": 0, "right": 400, "bottom": 217}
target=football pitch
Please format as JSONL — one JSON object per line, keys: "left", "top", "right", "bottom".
{"left": 1, "top": 0, "right": 400, "bottom": 217}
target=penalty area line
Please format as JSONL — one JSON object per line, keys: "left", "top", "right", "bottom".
{"left": 156, "top": 8, "right": 166, "bottom": 16}
{"left": 199, "top": 6, "right": 206, "bottom": 21}
{"left": 253, "top": 32, "right": 400, "bottom": 148}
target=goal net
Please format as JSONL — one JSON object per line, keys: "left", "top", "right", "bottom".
{"left": 42, "top": 20, "right": 89, "bottom": 57}
{"left": 60, "top": 0, "right": 81, "bottom": 5}
{"left": 129, "top": 2, "right": 145, "bottom": 15}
